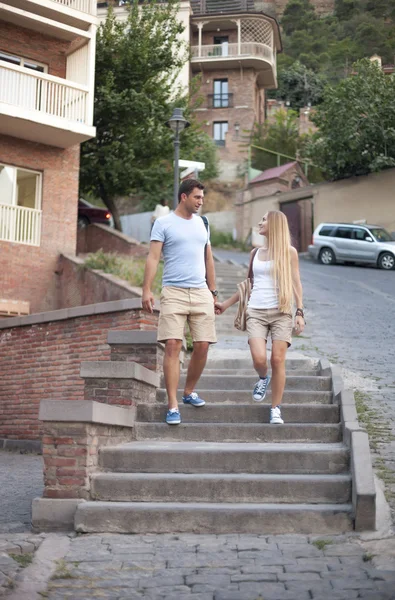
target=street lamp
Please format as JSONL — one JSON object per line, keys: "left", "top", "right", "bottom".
{"left": 166, "top": 108, "right": 190, "bottom": 210}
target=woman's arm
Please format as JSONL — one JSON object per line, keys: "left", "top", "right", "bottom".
{"left": 290, "top": 247, "right": 305, "bottom": 333}
{"left": 215, "top": 290, "right": 240, "bottom": 314}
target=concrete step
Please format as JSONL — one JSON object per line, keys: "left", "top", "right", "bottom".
{"left": 91, "top": 472, "right": 352, "bottom": 504}
{"left": 75, "top": 501, "right": 353, "bottom": 534}
{"left": 186, "top": 368, "right": 320, "bottom": 376}
{"left": 156, "top": 389, "right": 333, "bottom": 404}
{"left": 99, "top": 442, "right": 350, "bottom": 474}
{"left": 179, "top": 374, "right": 332, "bottom": 391}
{"left": 201, "top": 358, "right": 320, "bottom": 370}
{"left": 137, "top": 404, "right": 340, "bottom": 424}
{"left": 134, "top": 423, "right": 342, "bottom": 443}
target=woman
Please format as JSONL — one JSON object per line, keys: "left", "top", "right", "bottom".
{"left": 215, "top": 211, "right": 305, "bottom": 424}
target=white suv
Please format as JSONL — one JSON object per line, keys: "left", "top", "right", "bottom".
{"left": 308, "top": 223, "right": 395, "bottom": 270}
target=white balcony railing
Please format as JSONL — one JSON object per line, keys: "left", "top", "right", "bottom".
{"left": 0, "top": 62, "right": 90, "bottom": 126}
{"left": 51, "top": 0, "right": 96, "bottom": 15}
{"left": 191, "top": 42, "right": 274, "bottom": 64}
{"left": 0, "top": 204, "right": 42, "bottom": 246}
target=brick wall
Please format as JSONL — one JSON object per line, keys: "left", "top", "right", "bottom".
{"left": 77, "top": 224, "right": 148, "bottom": 258}
{"left": 0, "top": 301, "right": 159, "bottom": 442}
{"left": 56, "top": 255, "right": 142, "bottom": 309}
{"left": 0, "top": 21, "right": 70, "bottom": 77}
{"left": 0, "top": 134, "right": 80, "bottom": 313}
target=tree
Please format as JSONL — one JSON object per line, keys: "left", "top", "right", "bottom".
{"left": 269, "top": 61, "right": 327, "bottom": 110}
{"left": 80, "top": 1, "right": 218, "bottom": 229}
{"left": 307, "top": 59, "right": 395, "bottom": 180}
{"left": 281, "top": 0, "right": 317, "bottom": 37}
{"left": 253, "top": 109, "right": 305, "bottom": 159}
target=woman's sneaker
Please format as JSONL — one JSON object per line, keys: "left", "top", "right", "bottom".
{"left": 270, "top": 406, "right": 284, "bottom": 424}
{"left": 182, "top": 392, "right": 206, "bottom": 407}
{"left": 166, "top": 409, "right": 181, "bottom": 425}
{"left": 252, "top": 376, "right": 271, "bottom": 402}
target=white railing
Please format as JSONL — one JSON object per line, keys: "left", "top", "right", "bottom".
{"left": 191, "top": 42, "right": 274, "bottom": 64}
{"left": 0, "top": 62, "right": 90, "bottom": 125}
{"left": 50, "top": 0, "right": 96, "bottom": 15}
{"left": 0, "top": 204, "right": 42, "bottom": 246}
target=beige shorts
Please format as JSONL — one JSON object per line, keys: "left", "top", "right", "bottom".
{"left": 157, "top": 286, "right": 217, "bottom": 344}
{"left": 246, "top": 307, "right": 293, "bottom": 347}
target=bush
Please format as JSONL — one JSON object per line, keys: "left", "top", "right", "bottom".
{"left": 84, "top": 250, "right": 163, "bottom": 296}
{"left": 209, "top": 225, "right": 248, "bottom": 250}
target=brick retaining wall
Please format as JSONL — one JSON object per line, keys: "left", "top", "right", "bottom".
{"left": 0, "top": 300, "right": 158, "bottom": 442}
{"left": 77, "top": 223, "right": 148, "bottom": 257}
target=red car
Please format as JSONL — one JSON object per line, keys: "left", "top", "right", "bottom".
{"left": 78, "top": 199, "right": 112, "bottom": 228}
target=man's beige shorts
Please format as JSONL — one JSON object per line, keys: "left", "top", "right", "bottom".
{"left": 157, "top": 286, "right": 217, "bottom": 344}
{"left": 246, "top": 307, "right": 293, "bottom": 347}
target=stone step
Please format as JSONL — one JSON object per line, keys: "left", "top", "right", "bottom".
{"left": 187, "top": 369, "right": 320, "bottom": 376}
{"left": 91, "top": 473, "right": 352, "bottom": 504}
{"left": 134, "top": 423, "right": 342, "bottom": 443}
{"left": 179, "top": 374, "right": 332, "bottom": 391}
{"left": 99, "top": 442, "right": 350, "bottom": 474}
{"left": 200, "top": 358, "right": 320, "bottom": 370}
{"left": 75, "top": 501, "right": 353, "bottom": 534}
{"left": 156, "top": 389, "right": 333, "bottom": 404}
{"left": 137, "top": 404, "right": 339, "bottom": 424}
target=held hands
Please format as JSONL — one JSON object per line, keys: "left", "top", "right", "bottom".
{"left": 142, "top": 289, "right": 155, "bottom": 313}
{"left": 294, "top": 315, "right": 305, "bottom": 335}
{"left": 215, "top": 302, "right": 226, "bottom": 316}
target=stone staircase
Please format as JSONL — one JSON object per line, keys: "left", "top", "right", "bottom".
{"left": 73, "top": 258, "right": 374, "bottom": 535}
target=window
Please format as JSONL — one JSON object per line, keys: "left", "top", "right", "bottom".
{"left": 318, "top": 226, "right": 335, "bottom": 237}
{"left": 334, "top": 227, "right": 353, "bottom": 239}
{"left": 213, "top": 79, "right": 229, "bottom": 108}
{"left": 368, "top": 228, "right": 392, "bottom": 242}
{"left": 0, "top": 51, "right": 47, "bottom": 73}
{"left": 213, "top": 36, "right": 229, "bottom": 57}
{"left": 213, "top": 122, "right": 228, "bottom": 146}
{"left": 353, "top": 228, "right": 371, "bottom": 241}
{"left": 0, "top": 164, "right": 42, "bottom": 246}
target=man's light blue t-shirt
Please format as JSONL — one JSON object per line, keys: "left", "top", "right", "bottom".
{"left": 150, "top": 212, "right": 210, "bottom": 288}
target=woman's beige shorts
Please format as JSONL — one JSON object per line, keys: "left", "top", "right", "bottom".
{"left": 246, "top": 307, "right": 293, "bottom": 347}
{"left": 157, "top": 286, "right": 217, "bottom": 344}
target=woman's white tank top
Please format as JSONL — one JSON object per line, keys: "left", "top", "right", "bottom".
{"left": 248, "top": 250, "right": 279, "bottom": 310}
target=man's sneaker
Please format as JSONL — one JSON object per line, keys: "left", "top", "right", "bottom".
{"left": 270, "top": 406, "right": 284, "bottom": 425}
{"left": 252, "top": 376, "right": 271, "bottom": 402}
{"left": 166, "top": 409, "right": 181, "bottom": 425}
{"left": 182, "top": 392, "right": 206, "bottom": 407}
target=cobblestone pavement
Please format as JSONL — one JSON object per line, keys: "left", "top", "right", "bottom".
{"left": 42, "top": 533, "right": 395, "bottom": 600}
{"left": 0, "top": 451, "right": 43, "bottom": 533}
{"left": 0, "top": 533, "right": 45, "bottom": 596}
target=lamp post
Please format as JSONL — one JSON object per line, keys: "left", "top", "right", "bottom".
{"left": 166, "top": 108, "right": 190, "bottom": 210}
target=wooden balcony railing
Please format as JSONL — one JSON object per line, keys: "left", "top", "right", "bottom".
{"left": 0, "top": 204, "right": 42, "bottom": 247}
{"left": 0, "top": 62, "right": 90, "bottom": 126}
{"left": 191, "top": 42, "right": 274, "bottom": 63}
{"left": 52, "top": 0, "right": 96, "bottom": 14}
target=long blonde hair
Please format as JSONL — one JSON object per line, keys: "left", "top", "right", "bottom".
{"left": 266, "top": 211, "right": 293, "bottom": 314}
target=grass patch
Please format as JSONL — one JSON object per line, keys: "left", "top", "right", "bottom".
{"left": 209, "top": 225, "right": 249, "bottom": 251}
{"left": 363, "top": 552, "right": 374, "bottom": 562}
{"left": 312, "top": 539, "right": 333, "bottom": 550}
{"left": 354, "top": 390, "right": 395, "bottom": 452}
{"left": 51, "top": 559, "right": 75, "bottom": 580}
{"left": 9, "top": 553, "right": 33, "bottom": 568}
{"left": 83, "top": 250, "right": 163, "bottom": 296}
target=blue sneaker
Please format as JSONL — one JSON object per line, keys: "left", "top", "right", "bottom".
{"left": 166, "top": 409, "right": 181, "bottom": 425}
{"left": 252, "top": 376, "right": 271, "bottom": 402}
{"left": 182, "top": 392, "right": 206, "bottom": 407}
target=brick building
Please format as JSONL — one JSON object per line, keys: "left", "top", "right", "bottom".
{"left": 0, "top": 0, "right": 97, "bottom": 315}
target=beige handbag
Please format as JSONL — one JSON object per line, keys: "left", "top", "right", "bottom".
{"left": 234, "top": 248, "right": 258, "bottom": 331}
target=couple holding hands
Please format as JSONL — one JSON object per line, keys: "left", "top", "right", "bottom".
{"left": 142, "top": 179, "right": 305, "bottom": 426}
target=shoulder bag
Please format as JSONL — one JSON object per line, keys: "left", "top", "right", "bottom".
{"left": 234, "top": 248, "right": 259, "bottom": 331}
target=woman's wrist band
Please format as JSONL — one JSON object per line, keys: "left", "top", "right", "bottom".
{"left": 295, "top": 308, "right": 304, "bottom": 318}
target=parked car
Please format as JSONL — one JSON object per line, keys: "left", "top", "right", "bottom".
{"left": 78, "top": 199, "right": 112, "bottom": 229}
{"left": 308, "top": 223, "right": 395, "bottom": 270}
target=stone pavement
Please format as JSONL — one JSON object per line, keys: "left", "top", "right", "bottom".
{"left": 0, "top": 533, "right": 45, "bottom": 596}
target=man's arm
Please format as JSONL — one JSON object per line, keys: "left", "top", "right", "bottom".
{"left": 142, "top": 240, "right": 163, "bottom": 313}
{"left": 205, "top": 243, "right": 217, "bottom": 296}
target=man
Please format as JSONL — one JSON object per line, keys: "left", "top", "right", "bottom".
{"left": 142, "top": 179, "right": 218, "bottom": 425}
{"left": 150, "top": 198, "right": 170, "bottom": 231}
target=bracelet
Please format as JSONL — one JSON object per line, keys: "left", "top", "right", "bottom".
{"left": 295, "top": 308, "right": 304, "bottom": 318}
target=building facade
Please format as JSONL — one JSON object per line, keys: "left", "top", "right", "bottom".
{"left": 0, "top": 0, "right": 97, "bottom": 314}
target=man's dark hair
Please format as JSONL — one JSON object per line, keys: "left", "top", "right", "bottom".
{"left": 178, "top": 179, "right": 204, "bottom": 202}
{"left": 160, "top": 198, "right": 168, "bottom": 206}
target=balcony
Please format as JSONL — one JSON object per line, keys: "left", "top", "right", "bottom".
{"left": 191, "top": 13, "right": 281, "bottom": 89}
{"left": 0, "top": 204, "right": 42, "bottom": 247}
{"left": 208, "top": 93, "right": 234, "bottom": 108}
{"left": 0, "top": 61, "right": 96, "bottom": 147}
{"left": 0, "top": 0, "right": 97, "bottom": 31}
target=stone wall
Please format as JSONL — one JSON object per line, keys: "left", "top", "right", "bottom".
{"left": 77, "top": 223, "right": 148, "bottom": 258}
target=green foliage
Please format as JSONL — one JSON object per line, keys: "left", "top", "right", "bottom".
{"left": 9, "top": 554, "right": 33, "bottom": 568}
{"left": 253, "top": 109, "right": 303, "bottom": 158}
{"left": 84, "top": 249, "right": 163, "bottom": 295}
{"left": 80, "top": 1, "right": 218, "bottom": 226}
{"left": 277, "top": 0, "right": 395, "bottom": 107}
{"left": 307, "top": 59, "right": 395, "bottom": 180}
{"left": 209, "top": 225, "right": 248, "bottom": 250}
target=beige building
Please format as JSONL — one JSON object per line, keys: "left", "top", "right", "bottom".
{"left": 237, "top": 168, "right": 395, "bottom": 252}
